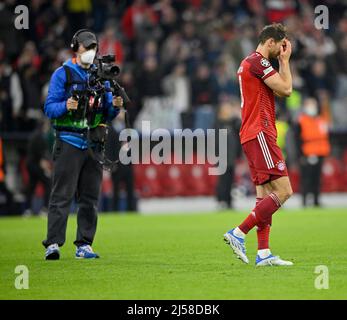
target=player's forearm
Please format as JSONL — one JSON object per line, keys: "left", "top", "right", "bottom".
{"left": 278, "top": 60, "right": 292, "bottom": 96}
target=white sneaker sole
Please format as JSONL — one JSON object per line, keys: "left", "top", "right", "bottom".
{"left": 224, "top": 233, "right": 249, "bottom": 264}
{"left": 256, "top": 259, "right": 293, "bottom": 267}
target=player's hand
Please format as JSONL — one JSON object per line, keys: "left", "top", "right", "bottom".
{"left": 66, "top": 97, "right": 78, "bottom": 111}
{"left": 278, "top": 39, "right": 292, "bottom": 62}
{"left": 113, "top": 96, "right": 123, "bottom": 108}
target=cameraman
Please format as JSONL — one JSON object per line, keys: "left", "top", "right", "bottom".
{"left": 42, "top": 29, "right": 123, "bottom": 260}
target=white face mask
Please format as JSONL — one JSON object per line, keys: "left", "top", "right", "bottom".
{"left": 304, "top": 104, "right": 318, "bottom": 117}
{"left": 80, "top": 49, "right": 96, "bottom": 66}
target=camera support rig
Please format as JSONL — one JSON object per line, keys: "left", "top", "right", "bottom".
{"left": 70, "top": 54, "right": 131, "bottom": 171}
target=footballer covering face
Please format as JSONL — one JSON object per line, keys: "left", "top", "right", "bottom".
{"left": 223, "top": 23, "right": 294, "bottom": 266}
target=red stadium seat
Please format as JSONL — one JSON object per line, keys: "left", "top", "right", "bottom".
{"left": 101, "top": 171, "right": 113, "bottom": 196}
{"left": 160, "top": 163, "right": 186, "bottom": 196}
{"left": 134, "top": 163, "right": 163, "bottom": 198}
{"left": 321, "top": 157, "right": 344, "bottom": 192}
{"left": 181, "top": 153, "right": 211, "bottom": 196}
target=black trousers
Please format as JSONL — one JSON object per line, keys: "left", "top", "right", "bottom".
{"left": 112, "top": 164, "right": 136, "bottom": 212}
{"left": 300, "top": 156, "right": 324, "bottom": 207}
{"left": 216, "top": 166, "right": 235, "bottom": 208}
{"left": 42, "top": 140, "right": 103, "bottom": 248}
{"left": 26, "top": 161, "right": 51, "bottom": 210}
{"left": 0, "top": 182, "right": 13, "bottom": 215}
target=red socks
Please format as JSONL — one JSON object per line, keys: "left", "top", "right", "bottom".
{"left": 238, "top": 211, "right": 257, "bottom": 234}
{"left": 253, "top": 193, "right": 281, "bottom": 228}
{"left": 256, "top": 197, "right": 263, "bottom": 205}
{"left": 257, "top": 224, "right": 270, "bottom": 249}
{"left": 238, "top": 193, "right": 281, "bottom": 234}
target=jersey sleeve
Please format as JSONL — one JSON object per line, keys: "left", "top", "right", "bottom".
{"left": 249, "top": 55, "right": 277, "bottom": 81}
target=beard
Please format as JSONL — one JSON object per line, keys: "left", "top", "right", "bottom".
{"left": 269, "top": 49, "right": 281, "bottom": 59}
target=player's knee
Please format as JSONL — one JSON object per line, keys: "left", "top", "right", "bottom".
{"left": 286, "top": 185, "right": 293, "bottom": 197}
{"left": 281, "top": 185, "right": 293, "bottom": 203}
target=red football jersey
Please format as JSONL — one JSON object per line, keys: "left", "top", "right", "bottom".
{"left": 237, "top": 51, "right": 278, "bottom": 145}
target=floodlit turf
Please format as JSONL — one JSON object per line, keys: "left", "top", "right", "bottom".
{"left": 0, "top": 208, "right": 346, "bottom": 300}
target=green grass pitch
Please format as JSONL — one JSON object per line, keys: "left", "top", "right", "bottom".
{"left": 0, "top": 208, "right": 346, "bottom": 300}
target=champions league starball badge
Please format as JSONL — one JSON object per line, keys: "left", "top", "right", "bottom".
{"left": 260, "top": 58, "right": 271, "bottom": 67}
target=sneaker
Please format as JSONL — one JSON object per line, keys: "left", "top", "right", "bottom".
{"left": 45, "top": 243, "right": 60, "bottom": 260}
{"left": 256, "top": 254, "right": 293, "bottom": 266}
{"left": 38, "top": 207, "right": 48, "bottom": 217}
{"left": 75, "top": 245, "right": 99, "bottom": 259}
{"left": 22, "top": 209, "right": 34, "bottom": 217}
{"left": 223, "top": 228, "right": 249, "bottom": 264}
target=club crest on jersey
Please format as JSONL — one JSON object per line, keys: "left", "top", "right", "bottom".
{"left": 276, "top": 160, "right": 286, "bottom": 171}
{"left": 260, "top": 58, "right": 270, "bottom": 67}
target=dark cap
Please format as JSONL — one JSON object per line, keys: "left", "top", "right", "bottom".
{"left": 77, "top": 31, "right": 97, "bottom": 48}
{"left": 71, "top": 29, "right": 98, "bottom": 51}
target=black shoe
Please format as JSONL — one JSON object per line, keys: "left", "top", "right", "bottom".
{"left": 45, "top": 244, "right": 60, "bottom": 260}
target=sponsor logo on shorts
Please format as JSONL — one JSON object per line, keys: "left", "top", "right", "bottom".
{"left": 276, "top": 160, "right": 286, "bottom": 171}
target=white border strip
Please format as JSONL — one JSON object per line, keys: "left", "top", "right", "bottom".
{"left": 257, "top": 132, "right": 274, "bottom": 169}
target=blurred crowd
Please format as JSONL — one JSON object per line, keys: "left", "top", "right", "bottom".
{"left": 1, "top": 0, "right": 347, "bottom": 213}
{"left": 1, "top": 0, "right": 347, "bottom": 132}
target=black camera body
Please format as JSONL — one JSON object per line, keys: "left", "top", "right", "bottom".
{"left": 70, "top": 54, "right": 130, "bottom": 170}
{"left": 89, "top": 54, "right": 120, "bottom": 86}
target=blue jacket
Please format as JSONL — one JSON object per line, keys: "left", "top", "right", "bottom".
{"left": 44, "top": 58, "right": 120, "bottom": 149}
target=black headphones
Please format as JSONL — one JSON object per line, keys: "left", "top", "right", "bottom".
{"left": 70, "top": 29, "right": 98, "bottom": 52}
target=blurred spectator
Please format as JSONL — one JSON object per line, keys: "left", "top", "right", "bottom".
{"left": 212, "top": 60, "right": 239, "bottom": 102}
{"left": 139, "top": 39, "right": 159, "bottom": 62}
{"left": 191, "top": 63, "right": 215, "bottom": 130}
{"left": 160, "top": 31, "right": 184, "bottom": 68}
{"left": 0, "top": 41, "right": 5, "bottom": 61}
{"left": 121, "top": 0, "right": 159, "bottom": 60}
{"left": 0, "top": 59, "right": 23, "bottom": 132}
{"left": 23, "top": 120, "right": 52, "bottom": 216}
{"left": 137, "top": 56, "right": 163, "bottom": 100}
{"left": 276, "top": 112, "right": 290, "bottom": 159}
{"left": 296, "top": 97, "right": 331, "bottom": 207}
{"left": 302, "top": 29, "right": 336, "bottom": 59}
{"left": 98, "top": 25, "right": 124, "bottom": 65}
{"left": 265, "top": 0, "right": 297, "bottom": 23}
{"left": 106, "top": 114, "right": 137, "bottom": 212}
{"left": 0, "top": 1, "right": 23, "bottom": 60}
{"left": 305, "top": 59, "right": 331, "bottom": 96}
{"left": 181, "top": 21, "right": 205, "bottom": 72}
{"left": 16, "top": 41, "right": 42, "bottom": 124}
{"left": 0, "top": 137, "right": 14, "bottom": 215}
{"left": 225, "top": 23, "right": 256, "bottom": 66}
{"left": 162, "top": 63, "right": 190, "bottom": 114}
{"left": 153, "top": 0, "right": 179, "bottom": 39}
{"left": 118, "top": 68, "right": 139, "bottom": 126}
{"left": 335, "top": 34, "right": 347, "bottom": 99}
{"left": 191, "top": 63, "right": 214, "bottom": 107}
{"left": 66, "top": 0, "right": 92, "bottom": 33}
{"left": 215, "top": 99, "right": 241, "bottom": 209}
{"left": 92, "top": 0, "right": 109, "bottom": 33}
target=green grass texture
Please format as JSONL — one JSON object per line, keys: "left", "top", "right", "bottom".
{"left": 0, "top": 208, "right": 346, "bottom": 299}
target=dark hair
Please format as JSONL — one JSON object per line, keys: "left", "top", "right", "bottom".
{"left": 259, "top": 23, "right": 287, "bottom": 44}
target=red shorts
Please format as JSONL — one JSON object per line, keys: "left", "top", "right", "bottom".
{"left": 242, "top": 131, "right": 288, "bottom": 186}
